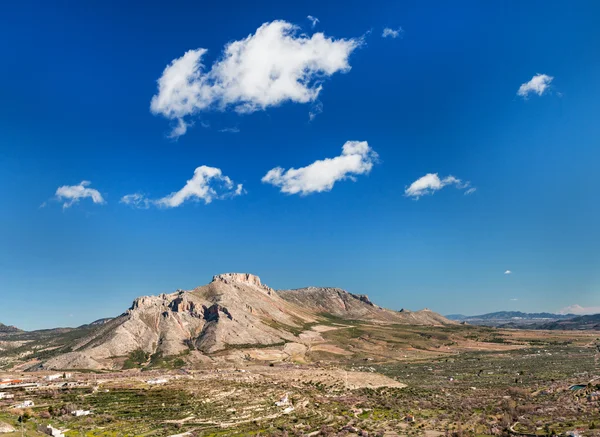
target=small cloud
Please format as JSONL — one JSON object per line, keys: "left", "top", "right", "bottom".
{"left": 263, "top": 140, "right": 378, "bottom": 195}
{"left": 309, "top": 101, "right": 323, "bottom": 121}
{"left": 307, "top": 15, "right": 319, "bottom": 28}
{"left": 219, "top": 127, "right": 240, "bottom": 133}
{"left": 120, "top": 193, "right": 151, "bottom": 209}
{"left": 382, "top": 27, "right": 404, "bottom": 39}
{"left": 54, "top": 181, "right": 105, "bottom": 209}
{"left": 504, "top": 270, "right": 512, "bottom": 275}
{"left": 517, "top": 73, "right": 553, "bottom": 99}
{"left": 167, "top": 118, "right": 189, "bottom": 139}
{"left": 464, "top": 187, "right": 476, "bottom": 195}
{"left": 510, "top": 298, "right": 518, "bottom": 301}
{"left": 559, "top": 304, "right": 600, "bottom": 315}
{"left": 404, "top": 173, "right": 473, "bottom": 199}
{"left": 122, "top": 167, "right": 243, "bottom": 209}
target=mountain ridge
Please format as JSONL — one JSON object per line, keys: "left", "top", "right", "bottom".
{"left": 26, "top": 273, "right": 454, "bottom": 370}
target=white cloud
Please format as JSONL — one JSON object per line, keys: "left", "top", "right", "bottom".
{"left": 464, "top": 187, "right": 476, "bottom": 195}
{"left": 559, "top": 304, "right": 600, "bottom": 315}
{"left": 309, "top": 101, "right": 323, "bottom": 121}
{"left": 382, "top": 27, "right": 404, "bottom": 38}
{"left": 120, "top": 193, "right": 151, "bottom": 209}
{"left": 404, "top": 173, "right": 473, "bottom": 199}
{"left": 262, "top": 140, "right": 377, "bottom": 195}
{"left": 55, "top": 181, "right": 105, "bottom": 209}
{"left": 151, "top": 20, "right": 362, "bottom": 137}
{"left": 510, "top": 298, "right": 518, "bottom": 301}
{"left": 504, "top": 270, "right": 512, "bottom": 275}
{"left": 219, "top": 127, "right": 240, "bottom": 133}
{"left": 307, "top": 15, "right": 319, "bottom": 28}
{"left": 517, "top": 74, "right": 553, "bottom": 98}
{"left": 156, "top": 166, "right": 243, "bottom": 208}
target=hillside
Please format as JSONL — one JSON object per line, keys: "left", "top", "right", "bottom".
{"left": 279, "top": 287, "right": 452, "bottom": 325}
{"left": 0, "top": 323, "right": 20, "bottom": 333}
{"left": 26, "top": 273, "right": 455, "bottom": 370}
{"left": 539, "top": 313, "right": 600, "bottom": 330}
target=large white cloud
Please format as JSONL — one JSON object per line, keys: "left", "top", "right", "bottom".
{"left": 150, "top": 20, "right": 362, "bottom": 137}
{"left": 55, "top": 181, "right": 105, "bottom": 209}
{"left": 517, "top": 74, "right": 553, "bottom": 98}
{"left": 262, "top": 141, "right": 377, "bottom": 195}
{"left": 404, "top": 173, "right": 473, "bottom": 199}
{"left": 121, "top": 166, "right": 243, "bottom": 209}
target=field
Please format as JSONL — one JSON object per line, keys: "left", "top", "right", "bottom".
{"left": 1, "top": 323, "right": 599, "bottom": 437}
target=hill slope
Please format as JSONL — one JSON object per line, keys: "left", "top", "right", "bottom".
{"left": 0, "top": 323, "right": 20, "bottom": 333}
{"left": 37, "top": 273, "right": 453, "bottom": 370}
{"left": 539, "top": 314, "right": 600, "bottom": 330}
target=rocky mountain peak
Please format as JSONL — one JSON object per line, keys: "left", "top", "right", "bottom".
{"left": 211, "top": 273, "right": 273, "bottom": 293}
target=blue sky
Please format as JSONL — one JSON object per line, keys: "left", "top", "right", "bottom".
{"left": 1, "top": 0, "right": 599, "bottom": 330}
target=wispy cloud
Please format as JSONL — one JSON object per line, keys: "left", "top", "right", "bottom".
{"left": 309, "top": 101, "right": 323, "bottom": 121}
{"left": 219, "top": 127, "right": 240, "bottom": 133}
{"left": 517, "top": 74, "right": 553, "bottom": 99}
{"left": 307, "top": 15, "right": 319, "bottom": 28}
{"left": 54, "top": 181, "right": 105, "bottom": 209}
{"left": 122, "top": 166, "right": 243, "bottom": 209}
{"left": 150, "top": 20, "right": 362, "bottom": 137}
{"left": 404, "top": 173, "right": 473, "bottom": 199}
{"left": 559, "top": 304, "right": 600, "bottom": 315}
{"left": 262, "top": 141, "right": 378, "bottom": 195}
{"left": 382, "top": 27, "right": 404, "bottom": 39}
{"left": 504, "top": 270, "right": 512, "bottom": 275}
{"left": 120, "top": 193, "right": 151, "bottom": 209}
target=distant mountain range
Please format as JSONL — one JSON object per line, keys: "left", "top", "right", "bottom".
{"left": 446, "top": 311, "right": 577, "bottom": 328}
{"left": 539, "top": 314, "right": 600, "bottom": 330}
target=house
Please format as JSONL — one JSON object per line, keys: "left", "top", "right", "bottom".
{"left": 72, "top": 410, "right": 91, "bottom": 416}
{"left": 45, "top": 374, "right": 62, "bottom": 381}
{"left": 147, "top": 378, "right": 168, "bottom": 385}
{"left": 0, "top": 392, "right": 14, "bottom": 400}
{"left": 39, "top": 425, "right": 65, "bottom": 437}
{"left": 15, "top": 400, "right": 34, "bottom": 408}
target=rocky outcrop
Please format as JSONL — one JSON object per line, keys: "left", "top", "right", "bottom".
{"left": 0, "top": 422, "right": 16, "bottom": 434}
{"left": 212, "top": 273, "right": 274, "bottom": 294}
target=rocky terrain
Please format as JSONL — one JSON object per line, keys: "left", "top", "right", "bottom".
{"left": 1, "top": 273, "right": 455, "bottom": 371}
{"left": 0, "top": 323, "right": 20, "bottom": 334}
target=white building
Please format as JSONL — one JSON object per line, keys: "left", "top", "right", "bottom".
{"left": 72, "top": 410, "right": 91, "bottom": 416}
{"left": 45, "top": 374, "right": 63, "bottom": 381}
{"left": 147, "top": 378, "right": 168, "bottom": 385}
{"left": 40, "top": 425, "right": 65, "bottom": 437}
{"left": 0, "top": 392, "right": 14, "bottom": 400}
{"left": 15, "top": 400, "right": 34, "bottom": 408}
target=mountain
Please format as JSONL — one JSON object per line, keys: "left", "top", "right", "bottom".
{"left": 36, "top": 273, "right": 454, "bottom": 370}
{"left": 0, "top": 323, "right": 21, "bottom": 333}
{"left": 539, "top": 314, "right": 600, "bottom": 330}
{"left": 446, "top": 311, "right": 576, "bottom": 328}
{"left": 279, "top": 287, "right": 452, "bottom": 325}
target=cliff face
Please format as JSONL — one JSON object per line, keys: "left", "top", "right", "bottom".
{"left": 41, "top": 273, "right": 454, "bottom": 370}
